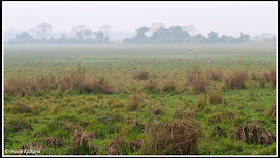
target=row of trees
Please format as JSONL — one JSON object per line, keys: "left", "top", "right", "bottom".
{"left": 8, "top": 22, "right": 111, "bottom": 44}
{"left": 124, "top": 24, "right": 250, "bottom": 43}
{"left": 8, "top": 22, "right": 251, "bottom": 44}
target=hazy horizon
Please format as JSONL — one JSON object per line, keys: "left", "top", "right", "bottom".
{"left": 3, "top": 1, "right": 278, "bottom": 38}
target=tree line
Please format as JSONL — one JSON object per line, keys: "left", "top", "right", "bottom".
{"left": 124, "top": 24, "right": 250, "bottom": 43}
{"left": 8, "top": 22, "right": 251, "bottom": 44}
{"left": 8, "top": 22, "right": 111, "bottom": 44}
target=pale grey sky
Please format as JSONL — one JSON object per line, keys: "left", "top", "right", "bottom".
{"left": 2, "top": 1, "right": 278, "bottom": 37}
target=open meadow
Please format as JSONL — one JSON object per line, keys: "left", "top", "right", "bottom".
{"left": 3, "top": 43, "right": 277, "bottom": 155}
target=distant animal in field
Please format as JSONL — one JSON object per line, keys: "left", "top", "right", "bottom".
{"left": 207, "top": 57, "right": 210, "bottom": 63}
{"left": 237, "top": 58, "right": 243, "bottom": 64}
{"left": 187, "top": 48, "right": 193, "bottom": 51}
{"left": 22, "top": 50, "right": 27, "bottom": 53}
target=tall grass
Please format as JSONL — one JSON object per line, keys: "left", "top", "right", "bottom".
{"left": 224, "top": 70, "right": 248, "bottom": 89}
{"left": 260, "top": 69, "right": 276, "bottom": 88}
{"left": 141, "top": 120, "right": 202, "bottom": 155}
{"left": 4, "top": 63, "right": 114, "bottom": 96}
{"left": 133, "top": 70, "right": 150, "bottom": 80}
{"left": 186, "top": 64, "right": 208, "bottom": 93}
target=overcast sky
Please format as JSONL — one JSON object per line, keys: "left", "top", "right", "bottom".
{"left": 2, "top": 1, "right": 278, "bottom": 37}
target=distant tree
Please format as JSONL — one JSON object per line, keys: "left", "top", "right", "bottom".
{"left": 169, "top": 26, "right": 189, "bottom": 42}
{"left": 192, "top": 33, "right": 205, "bottom": 42}
{"left": 239, "top": 32, "right": 250, "bottom": 42}
{"left": 221, "top": 35, "right": 228, "bottom": 41}
{"left": 148, "top": 22, "right": 165, "bottom": 37}
{"left": 96, "top": 31, "right": 104, "bottom": 42}
{"left": 182, "top": 25, "right": 197, "bottom": 35}
{"left": 99, "top": 25, "right": 112, "bottom": 37}
{"left": 83, "top": 29, "right": 93, "bottom": 39}
{"left": 207, "top": 31, "right": 219, "bottom": 42}
{"left": 36, "top": 22, "right": 53, "bottom": 39}
{"left": 8, "top": 32, "right": 35, "bottom": 44}
{"left": 136, "top": 26, "right": 149, "bottom": 39}
{"left": 152, "top": 27, "right": 171, "bottom": 42}
{"left": 71, "top": 25, "right": 86, "bottom": 40}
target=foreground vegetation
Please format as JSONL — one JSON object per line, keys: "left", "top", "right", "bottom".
{"left": 4, "top": 44, "right": 277, "bottom": 155}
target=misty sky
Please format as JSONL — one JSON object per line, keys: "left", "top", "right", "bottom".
{"left": 2, "top": 1, "right": 278, "bottom": 37}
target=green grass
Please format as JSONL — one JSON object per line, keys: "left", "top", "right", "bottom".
{"left": 4, "top": 43, "right": 277, "bottom": 155}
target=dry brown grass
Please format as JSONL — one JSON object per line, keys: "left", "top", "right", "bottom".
{"left": 105, "top": 136, "right": 125, "bottom": 155}
{"left": 251, "top": 72, "right": 259, "bottom": 81}
{"left": 4, "top": 64, "right": 115, "bottom": 96}
{"left": 261, "top": 69, "right": 276, "bottom": 88}
{"left": 44, "top": 137, "right": 65, "bottom": 147}
{"left": 128, "top": 139, "right": 144, "bottom": 152}
{"left": 141, "top": 120, "right": 202, "bottom": 155}
{"left": 133, "top": 70, "right": 150, "bottom": 80}
{"left": 233, "top": 125, "right": 276, "bottom": 145}
{"left": 83, "top": 78, "right": 115, "bottom": 94}
{"left": 224, "top": 70, "right": 248, "bottom": 89}
{"left": 67, "top": 129, "right": 97, "bottom": 155}
{"left": 186, "top": 69, "right": 208, "bottom": 93}
{"left": 204, "top": 68, "right": 223, "bottom": 81}
{"left": 21, "top": 141, "right": 45, "bottom": 155}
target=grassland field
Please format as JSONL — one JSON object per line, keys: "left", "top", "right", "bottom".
{"left": 3, "top": 43, "right": 277, "bottom": 155}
